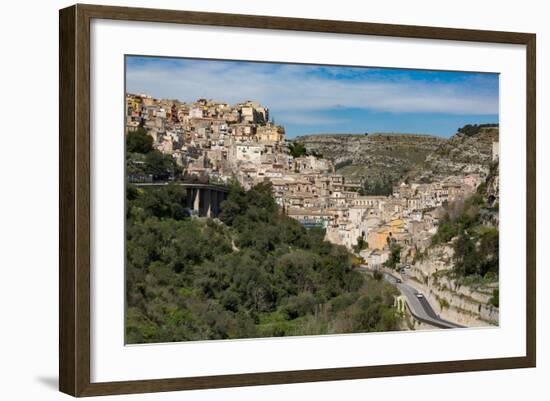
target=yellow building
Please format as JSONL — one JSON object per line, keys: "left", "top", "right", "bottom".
{"left": 389, "top": 219, "right": 404, "bottom": 231}
{"left": 256, "top": 124, "right": 285, "bottom": 143}
{"left": 367, "top": 227, "right": 391, "bottom": 250}
{"left": 367, "top": 219, "right": 405, "bottom": 250}
{"left": 126, "top": 95, "right": 142, "bottom": 115}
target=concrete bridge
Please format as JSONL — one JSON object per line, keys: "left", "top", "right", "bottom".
{"left": 134, "top": 182, "right": 229, "bottom": 218}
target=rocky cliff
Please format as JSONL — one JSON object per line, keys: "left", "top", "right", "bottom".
{"left": 406, "top": 245, "right": 499, "bottom": 327}
{"left": 296, "top": 126, "right": 499, "bottom": 189}
{"left": 295, "top": 133, "right": 445, "bottom": 192}
{"left": 408, "top": 126, "right": 499, "bottom": 182}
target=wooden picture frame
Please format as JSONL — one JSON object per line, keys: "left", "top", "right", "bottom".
{"left": 59, "top": 3, "right": 536, "bottom": 397}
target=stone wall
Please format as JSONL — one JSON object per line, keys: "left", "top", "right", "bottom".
{"left": 404, "top": 264, "right": 499, "bottom": 327}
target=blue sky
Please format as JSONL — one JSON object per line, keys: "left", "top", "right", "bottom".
{"left": 126, "top": 56, "right": 499, "bottom": 138}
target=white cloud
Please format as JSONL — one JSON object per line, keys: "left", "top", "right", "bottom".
{"left": 126, "top": 59, "right": 498, "bottom": 115}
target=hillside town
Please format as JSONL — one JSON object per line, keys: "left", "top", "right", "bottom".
{"left": 126, "top": 93, "right": 497, "bottom": 268}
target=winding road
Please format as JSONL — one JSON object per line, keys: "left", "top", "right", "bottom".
{"left": 360, "top": 266, "right": 464, "bottom": 329}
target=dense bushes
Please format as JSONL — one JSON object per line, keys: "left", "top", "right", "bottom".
{"left": 287, "top": 141, "right": 323, "bottom": 159}
{"left": 127, "top": 184, "right": 188, "bottom": 220}
{"left": 126, "top": 128, "right": 181, "bottom": 181}
{"left": 431, "top": 194, "right": 485, "bottom": 246}
{"left": 489, "top": 289, "right": 499, "bottom": 308}
{"left": 453, "top": 227, "right": 498, "bottom": 278}
{"left": 430, "top": 192, "right": 499, "bottom": 280}
{"left": 359, "top": 175, "right": 394, "bottom": 196}
{"left": 126, "top": 182, "right": 401, "bottom": 343}
{"left": 288, "top": 142, "right": 308, "bottom": 158}
{"left": 384, "top": 242, "right": 402, "bottom": 270}
{"left": 457, "top": 123, "right": 498, "bottom": 137}
{"left": 126, "top": 127, "right": 153, "bottom": 153}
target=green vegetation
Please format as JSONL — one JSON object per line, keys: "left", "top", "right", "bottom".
{"left": 127, "top": 127, "right": 153, "bottom": 153}
{"left": 457, "top": 123, "right": 499, "bottom": 137}
{"left": 335, "top": 159, "right": 353, "bottom": 170}
{"left": 352, "top": 235, "right": 368, "bottom": 253}
{"left": 453, "top": 228, "right": 498, "bottom": 278}
{"left": 383, "top": 242, "right": 402, "bottom": 270}
{"left": 288, "top": 141, "right": 323, "bottom": 159}
{"left": 488, "top": 289, "right": 499, "bottom": 308}
{"left": 360, "top": 175, "right": 395, "bottom": 196}
{"left": 126, "top": 184, "right": 188, "bottom": 220}
{"left": 126, "top": 128, "right": 182, "bottom": 181}
{"left": 431, "top": 193, "right": 499, "bottom": 280}
{"left": 431, "top": 194, "right": 485, "bottom": 245}
{"left": 126, "top": 182, "right": 402, "bottom": 343}
{"left": 437, "top": 296, "right": 450, "bottom": 310}
{"left": 288, "top": 141, "right": 308, "bottom": 158}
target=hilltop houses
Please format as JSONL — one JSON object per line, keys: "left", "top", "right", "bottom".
{"left": 126, "top": 93, "right": 484, "bottom": 264}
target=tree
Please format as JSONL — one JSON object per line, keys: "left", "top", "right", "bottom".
{"left": 219, "top": 181, "right": 248, "bottom": 226}
{"left": 129, "top": 184, "right": 188, "bottom": 220}
{"left": 384, "top": 242, "right": 401, "bottom": 270}
{"left": 489, "top": 289, "right": 499, "bottom": 308}
{"left": 288, "top": 142, "right": 308, "bottom": 158}
{"left": 457, "top": 123, "right": 498, "bottom": 137}
{"left": 478, "top": 228, "right": 499, "bottom": 276}
{"left": 126, "top": 181, "right": 403, "bottom": 344}
{"left": 127, "top": 127, "right": 153, "bottom": 153}
{"left": 431, "top": 221, "right": 456, "bottom": 245}
{"left": 282, "top": 292, "right": 316, "bottom": 319}
{"left": 353, "top": 235, "right": 368, "bottom": 253}
{"left": 145, "top": 150, "right": 178, "bottom": 180}
{"left": 372, "top": 270, "right": 383, "bottom": 281}
{"left": 453, "top": 231, "right": 477, "bottom": 276}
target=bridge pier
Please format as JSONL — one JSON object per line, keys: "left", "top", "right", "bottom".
{"left": 205, "top": 189, "right": 212, "bottom": 218}
{"left": 210, "top": 190, "right": 219, "bottom": 217}
{"left": 188, "top": 187, "right": 219, "bottom": 218}
{"left": 135, "top": 182, "right": 228, "bottom": 218}
{"left": 193, "top": 188, "right": 200, "bottom": 213}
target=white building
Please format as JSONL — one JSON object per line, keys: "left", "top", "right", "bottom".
{"left": 234, "top": 144, "right": 263, "bottom": 164}
{"left": 189, "top": 107, "right": 203, "bottom": 119}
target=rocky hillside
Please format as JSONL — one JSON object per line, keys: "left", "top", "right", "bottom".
{"left": 406, "top": 256, "right": 499, "bottom": 327}
{"left": 407, "top": 125, "right": 499, "bottom": 182}
{"left": 295, "top": 133, "right": 445, "bottom": 193}
{"left": 296, "top": 126, "right": 498, "bottom": 190}
{"left": 407, "top": 156, "right": 500, "bottom": 325}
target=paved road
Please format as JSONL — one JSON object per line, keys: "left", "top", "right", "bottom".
{"left": 360, "top": 266, "right": 464, "bottom": 329}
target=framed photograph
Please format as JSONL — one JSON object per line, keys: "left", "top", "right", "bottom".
{"left": 59, "top": 4, "right": 536, "bottom": 397}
